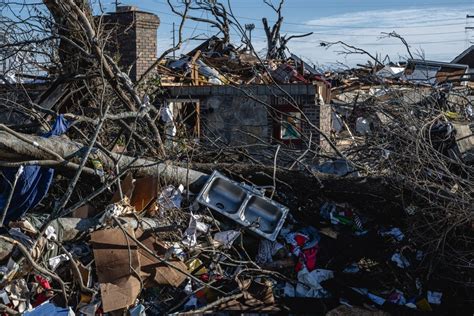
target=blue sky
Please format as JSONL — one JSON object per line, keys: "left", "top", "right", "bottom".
{"left": 8, "top": 0, "right": 474, "bottom": 67}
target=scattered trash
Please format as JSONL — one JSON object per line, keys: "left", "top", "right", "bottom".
{"left": 213, "top": 230, "right": 240, "bottom": 248}
{"left": 48, "top": 254, "right": 69, "bottom": 271}
{"left": 182, "top": 213, "right": 209, "bottom": 247}
{"left": 0, "top": 2, "right": 471, "bottom": 314}
{"left": 157, "top": 184, "right": 184, "bottom": 211}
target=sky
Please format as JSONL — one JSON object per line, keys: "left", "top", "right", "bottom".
{"left": 6, "top": 0, "right": 474, "bottom": 67}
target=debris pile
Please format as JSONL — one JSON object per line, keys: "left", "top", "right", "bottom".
{"left": 0, "top": 166, "right": 464, "bottom": 315}
{"left": 0, "top": 0, "right": 473, "bottom": 315}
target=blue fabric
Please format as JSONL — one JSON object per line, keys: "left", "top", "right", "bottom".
{"left": 24, "top": 302, "right": 74, "bottom": 316}
{"left": 0, "top": 115, "right": 70, "bottom": 224}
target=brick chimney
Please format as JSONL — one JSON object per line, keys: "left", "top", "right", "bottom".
{"left": 102, "top": 6, "right": 160, "bottom": 82}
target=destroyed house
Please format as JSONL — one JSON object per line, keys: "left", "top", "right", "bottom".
{"left": 95, "top": 7, "right": 332, "bottom": 153}
{"left": 162, "top": 83, "right": 330, "bottom": 151}
{"left": 402, "top": 59, "right": 469, "bottom": 85}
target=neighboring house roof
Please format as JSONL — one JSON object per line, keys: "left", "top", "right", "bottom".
{"left": 407, "top": 59, "right": 469, "bottom": 69}
{"left": 402, "top": 59, "right": 469, "bottom": 85}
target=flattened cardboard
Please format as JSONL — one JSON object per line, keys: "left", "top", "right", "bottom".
{"left": 135, "top": 230, "right": 187, "bottom": 287}
{"left": 151, "top": 261, "right": 188, "bottom": 287}
{"left": 100, "top": 275, "right": 141, "bottom": 313}
{"left": 90, "top": 228, "right": 140, "bottom": 283}
{"left": 130, "top": 177, "right": 159, "bottom": 213}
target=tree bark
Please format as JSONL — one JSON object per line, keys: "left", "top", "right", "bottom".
{"left": 0, "top": 131, "right": 209, "bottom": 192}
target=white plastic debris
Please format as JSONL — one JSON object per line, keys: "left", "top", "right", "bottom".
{"left": 427, "top": 291, "right": 443, "bottom": 305}
{"left": 99, "top": 199, "right": 135, "bottom": 224}
{"left": 170, "top": 243, "right": 186, "bottom": 261}
{"left": 158, "top": 185, "right": 184, "bottom": 211}
{"left": 44, "top": 226, "right": 57, "bottom": 241}
{"left": 182, "top": 213, "right": 209, "bottom": 247}
{"left": 213, "top": 230, "right": 240, "bottom": 248}
{"left": 391, "top": 253, "right": 410, "bottom": 268}
{"left": 48, "top": 254, "right": 69, "bottom": 271}
{"left": 295, "top": 268, "right": 334, "bottom": 298}
{"left": 405, "top": 205, "right": 417, "bottom": 215}
{"left": 4, "top": 278, "right": 30, "bottom": 313}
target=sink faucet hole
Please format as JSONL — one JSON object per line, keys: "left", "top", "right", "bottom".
{"left": 216, "top": 202, "right": 225, "bottom": 209}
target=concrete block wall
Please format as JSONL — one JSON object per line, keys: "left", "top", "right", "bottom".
{"left": 166, "top": 84, "right": 321, "bottom": 148}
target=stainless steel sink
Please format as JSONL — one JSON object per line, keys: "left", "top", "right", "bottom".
{"left": 202, "top": 177, "right": 246, "bottom": 214}
{"left": 243, "top": 196, "right": 284, "bottom": 234}
{"left": 196, "top": 171, "right": 289, "bottom": 241}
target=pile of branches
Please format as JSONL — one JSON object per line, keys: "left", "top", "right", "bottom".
{"left": 342, "top": 83, "right": 474, "bottom": 286}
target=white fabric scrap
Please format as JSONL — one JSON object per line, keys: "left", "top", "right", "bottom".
{"left": 170, "top": 243, "right": 186, "bottom": 261}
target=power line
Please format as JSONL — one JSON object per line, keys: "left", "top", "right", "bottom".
{"left": 149, "top": 0, "right": 471, "bottom": 29}
{"left": 149, "top": 8, "right": 469, "bottom": 36}
{"left": 227, "top": 1, "right": 473, "bottom": 9}
{"left": 158, "top": 20, "right": 468, "bottom": 42}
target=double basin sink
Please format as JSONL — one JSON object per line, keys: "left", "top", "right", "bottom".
{"left": 196, "top": 171, "right": 288, "bottom": 241}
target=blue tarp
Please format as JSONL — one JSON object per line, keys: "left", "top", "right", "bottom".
{"left": 24, "top": 302, "right": 75, "bottom": 316}
{"left": 0, "top": 115, "right": 70, "bottom": 224}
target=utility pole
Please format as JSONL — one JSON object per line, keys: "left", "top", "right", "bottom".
{"left": 115, "top": 0, "right": 121, "bottom": 11}
{"left": 466, "top": 14, "right": 474, "bottom": 29}
{"left": 172, "top": 22, "right": 176, "bottom": 59}
{"left": 466, "top": 15, "right": 474, "bottom": 45}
